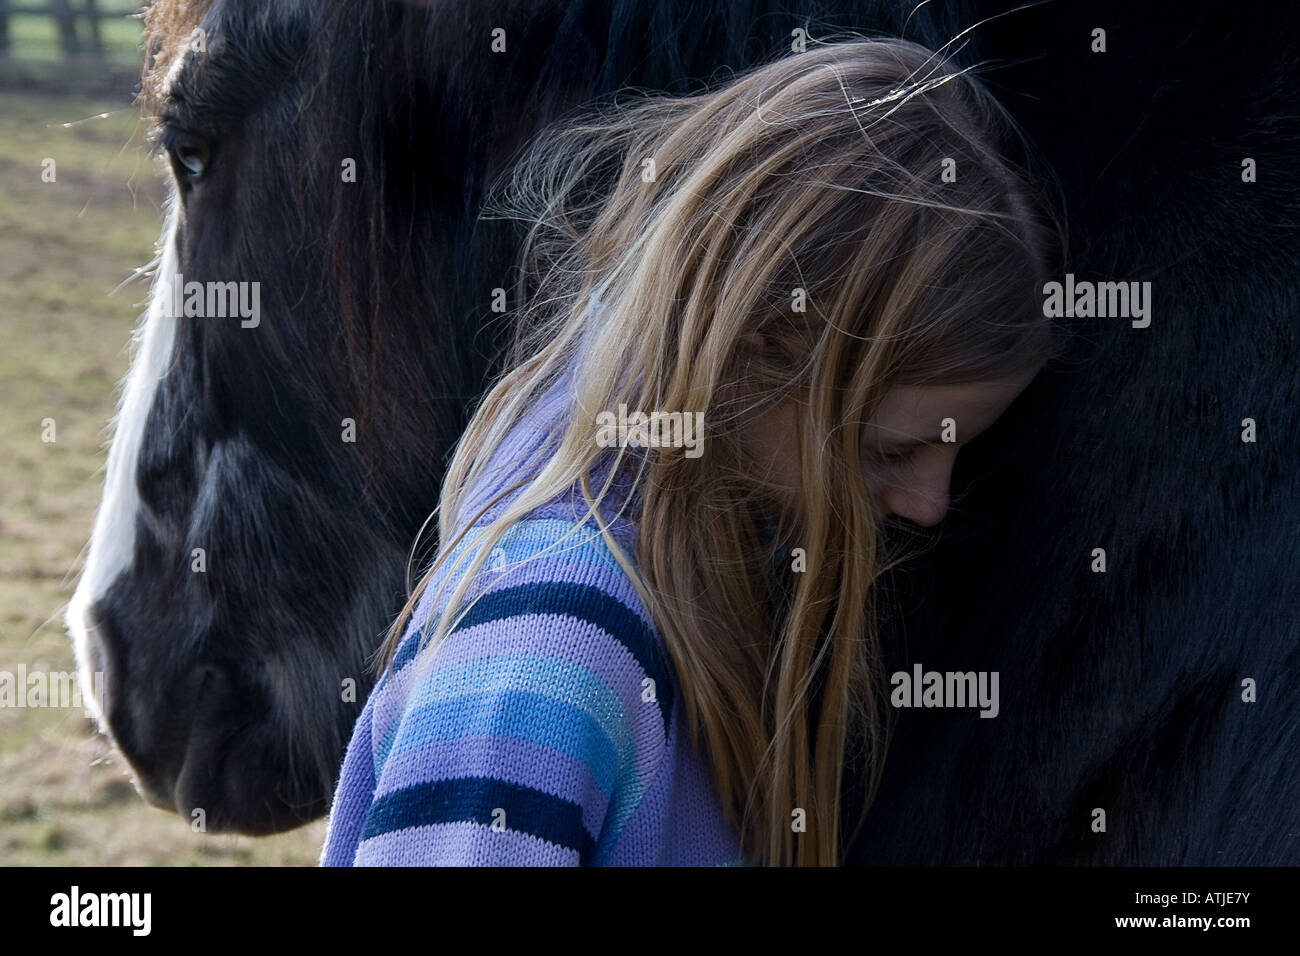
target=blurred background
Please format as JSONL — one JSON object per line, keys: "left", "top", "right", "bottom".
{"left": 0, "top": 1, "right": 324, "bottom": 864}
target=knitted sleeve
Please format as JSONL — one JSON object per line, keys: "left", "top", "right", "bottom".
{"left": 317, "top": 687, "right": 378, "bottom": 866}
{"left": 348, "top": 518, "right": 674, "bottom": 866}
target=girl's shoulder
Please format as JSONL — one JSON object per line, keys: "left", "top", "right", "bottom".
{"left": 378, "top": 510, "right": 675, "bottom": 753}
{"left": 391, "top": 509, "right": 659, "bottom": 671}
{"left": 357, "top": 512, "right": 676, "bottom": 864}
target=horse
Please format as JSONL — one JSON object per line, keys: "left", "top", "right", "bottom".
{"left": 66, "top": 0, "right": 1300, "bottom": 861}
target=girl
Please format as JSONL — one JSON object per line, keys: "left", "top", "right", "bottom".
{"left": 321, "top": 36, "right": 1066, "bottom": 867}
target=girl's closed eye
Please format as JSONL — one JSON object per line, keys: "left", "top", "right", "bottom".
{"left": 871, "top": 443, "right": 918, "bottom": 467}
{"left": 876, "top": 448, "right": 913, "bottom": 465}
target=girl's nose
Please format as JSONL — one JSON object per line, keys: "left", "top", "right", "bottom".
{"left": 880, "top": 486, "right": 949, "bottom": 527}
{"left": 877, "top": 458, "right": 954, "bottom": 527}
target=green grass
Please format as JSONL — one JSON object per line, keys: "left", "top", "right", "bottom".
{"left": 0, "top": 5, "right": 144, "bottom": 92}
{"left": 0, "top": 88, "right": 327, "bottom": 865}
{"left": 3, "top": 7, "right": 145, "bottom": 65}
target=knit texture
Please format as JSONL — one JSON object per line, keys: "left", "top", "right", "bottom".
{"left": 320, "top": 377, "right": 746, "bottom": 866}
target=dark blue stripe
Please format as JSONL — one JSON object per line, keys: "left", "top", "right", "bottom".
{"left": 360, "top": 776, "right": 597, "bottom": 863}
{"left": 395, "top": 581, "right": 674, "bottom": 726}
{"left": 394, "top": 610, "right": 441, "bottom": 672}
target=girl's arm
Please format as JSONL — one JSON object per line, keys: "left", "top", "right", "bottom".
{"left": 333, "top": 538, "right": 672, "bottom": 866}
{"left": 319, "top": 690, "right": 379, "bottom": 866}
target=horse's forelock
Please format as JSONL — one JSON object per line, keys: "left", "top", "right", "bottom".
{"left": 140, "top": 0, "right": 212, "bottom": 111}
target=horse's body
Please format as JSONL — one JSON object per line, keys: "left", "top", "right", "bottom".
{"left": 68, "top": 0, "right": 1300, "bottom": 860}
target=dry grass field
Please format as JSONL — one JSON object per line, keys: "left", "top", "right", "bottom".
{"left": 0, "top": 85, "right": 326, "bottom": 865}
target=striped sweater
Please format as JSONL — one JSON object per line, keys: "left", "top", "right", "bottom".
{"left": 320, "top": 380, "right": 747, "bottom": 866}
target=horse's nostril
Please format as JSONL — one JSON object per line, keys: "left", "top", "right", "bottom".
{"left": 186, "top": 665, "right": 226, "bottom": 713}
{"left": 71, "top": 601, "right": 332, "bottom": 833}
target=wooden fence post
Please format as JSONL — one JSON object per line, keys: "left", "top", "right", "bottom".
{"left": 51, "top": 0, "right": 82, "bottom": 55}
{"left": 85, "top": 0, "right": 104, "bottom": 55}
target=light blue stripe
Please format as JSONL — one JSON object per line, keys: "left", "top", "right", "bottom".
{"left": 441, "top": 518, "right": 628, "bottom": 580}
{"left": 388, "top": 687, "right": 624, "bottom": 798}
{"left": 596, "top": 757, "right": 643, "bottom": 864}
{"left": 403, "top": 654, "right": 633, "bottom": 760}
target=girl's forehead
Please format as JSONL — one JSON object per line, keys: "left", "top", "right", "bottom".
{"left": 868, "top": 373, "right": 1037, "bottom": 443}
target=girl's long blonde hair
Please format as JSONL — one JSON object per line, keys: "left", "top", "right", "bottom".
{"left": 378, "top": 35, "right": 1067, "bottom": 866}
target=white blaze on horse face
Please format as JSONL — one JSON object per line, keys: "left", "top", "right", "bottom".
{"left": 65, "top": 205, "right": 181, "bottom": 729}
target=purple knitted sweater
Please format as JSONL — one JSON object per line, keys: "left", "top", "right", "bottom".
{"left": 320, "top": 374, "right": 746, "bottom": 865}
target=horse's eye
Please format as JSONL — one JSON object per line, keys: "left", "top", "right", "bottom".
{"left": 169, "top": 134, "right": 211, "bottom": 181}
